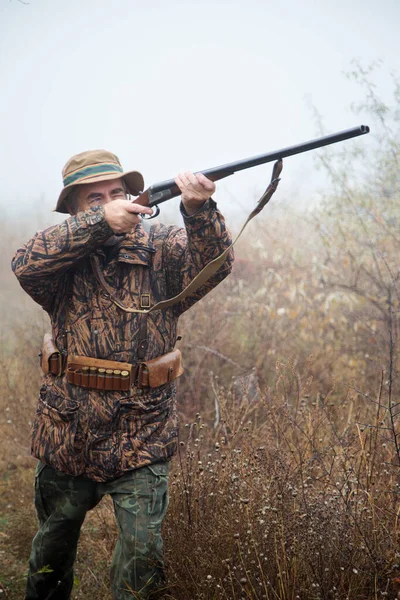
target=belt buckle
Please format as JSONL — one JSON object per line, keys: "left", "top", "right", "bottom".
{"left": 140, "top": 294, "right": 151, "bottom": 309}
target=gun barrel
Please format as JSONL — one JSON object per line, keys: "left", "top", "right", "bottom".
{"left": 147, "top": 125, "right": 369, "bottom": 206}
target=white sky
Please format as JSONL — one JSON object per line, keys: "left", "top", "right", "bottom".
{"left": 1, "top": 0, "right": 399, "bottom": 224}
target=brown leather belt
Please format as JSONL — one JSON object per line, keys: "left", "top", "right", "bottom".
{"left": 45, "top": 348, "right": 184, "bottom": 391}
{"left": 44, "top": 353, "right": 132, "bottom": 390}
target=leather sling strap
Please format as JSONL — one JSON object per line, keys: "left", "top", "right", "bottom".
{"left": 91, "top": 160, "right": 283, "bottom": 314}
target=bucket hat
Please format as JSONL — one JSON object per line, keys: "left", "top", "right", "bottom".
{"left": 55, "top": 149, "right": 144, "bottom": 213}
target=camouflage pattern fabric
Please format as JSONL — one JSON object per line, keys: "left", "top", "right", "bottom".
{"left": 26, "top": 461, "right": 170, "bottom": 600}
{"left": 12, "top": 200, "right": 233, "bottom": 481}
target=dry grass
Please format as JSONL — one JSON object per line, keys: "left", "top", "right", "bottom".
{"left": 1, "top": 204, "right": 399, "bottom": 599}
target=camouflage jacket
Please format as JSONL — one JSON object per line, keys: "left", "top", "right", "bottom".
{"left": 12, "top": 200, "right": 233, "bottom": 481}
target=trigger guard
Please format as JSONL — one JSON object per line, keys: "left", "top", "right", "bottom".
{"left": 141, "top": 205, "right": 160, "bottom": 220}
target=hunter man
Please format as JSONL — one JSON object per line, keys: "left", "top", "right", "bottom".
{"left": 12, "top": 149, "right": 233, "bottom": 599}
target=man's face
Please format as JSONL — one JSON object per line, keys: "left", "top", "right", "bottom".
{"left": 74, "top": 178, "right": 127, "bottom": 213}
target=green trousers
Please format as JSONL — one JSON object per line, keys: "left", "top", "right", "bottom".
{"left": 25, "top": 461, "right": 170, "bottom": 600}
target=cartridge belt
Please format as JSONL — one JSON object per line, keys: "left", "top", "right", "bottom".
{"left": 66, "top": 355, "right": 134, "bottom": 391}
{"left": 44, "top": 347, "right": 184, "bottom": 391}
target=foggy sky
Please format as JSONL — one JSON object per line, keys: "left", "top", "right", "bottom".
{"left": 1, "top": 0, "right": 399, "bottom": 224}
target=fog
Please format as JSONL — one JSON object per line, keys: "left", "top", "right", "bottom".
{"left": 1, "top": 0, "right": 398, "bottom": 224}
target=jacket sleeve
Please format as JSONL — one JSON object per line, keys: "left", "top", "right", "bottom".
{"left": 164, "top": 199, "right": 234, "bottom": 315}
{"left": 11, "top": 206, "right": 114, "bottom": 312}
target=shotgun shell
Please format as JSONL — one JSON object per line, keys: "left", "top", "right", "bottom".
{"left": 120, "top": 370, "right": 130, "bottom": 391}
{"left": 113, "top": 369, "right": 121, "bottom": 391}
{"left": 89, "top": 366, "right": 97, "bottom": 388}
{"left": 105, "top": 369, "right": 114, "bottom": 390}
{"left": 97, "top": 368, "right": 105, "bottom": 390}
{"left": 74, "top": 369, "right": 82, "bottom": 386}
{"left": 81, "top": 366, "right": 89, "bottom": 387}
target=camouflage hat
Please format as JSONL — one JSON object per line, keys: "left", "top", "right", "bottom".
{"left": 55, "top": 149, "right": 145, "bottom": 213}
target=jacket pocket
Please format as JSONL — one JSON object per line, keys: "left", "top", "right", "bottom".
{"left": 31, "top": 386, "right": 80, "bottom": 474}
{"left": 147, "top": 462, "right": 170, "bottom": 478}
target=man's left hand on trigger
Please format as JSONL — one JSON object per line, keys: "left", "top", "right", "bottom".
{"left": 175, "top": 171, "right": 216, "bottom": 216}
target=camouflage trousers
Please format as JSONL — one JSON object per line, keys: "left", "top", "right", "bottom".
{"left": 25, "top": 461, "right": 170, "bottom": 600}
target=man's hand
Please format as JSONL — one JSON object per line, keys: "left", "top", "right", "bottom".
{"left": 175, "top": 172, "right": 216, "bottom": 216}
{"left": 103, "top": 199, "right": 153, "bottom": 234}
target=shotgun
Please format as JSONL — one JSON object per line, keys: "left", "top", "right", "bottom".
{"left": 136, "top": 125, "right": 369, "bottom": 215}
